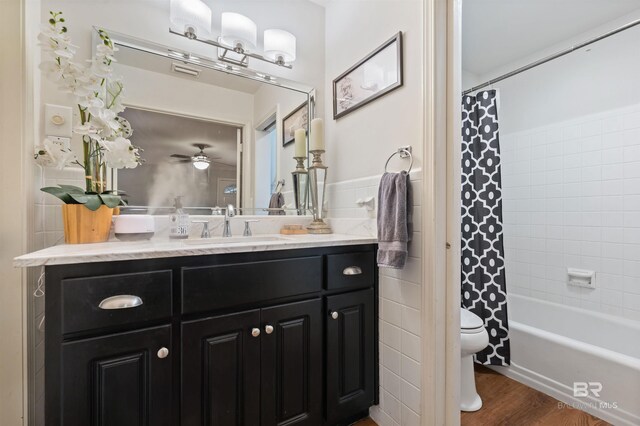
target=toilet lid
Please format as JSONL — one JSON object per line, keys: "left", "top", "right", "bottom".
{"left": 461, "top": 308, "right": 484, "bottom": 330}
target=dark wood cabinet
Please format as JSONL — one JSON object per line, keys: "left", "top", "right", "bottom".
{"left": 181, "top": 309, "right": 261, "bottom": 426}
{"left": 326, "top": 289, "right": 376, "bottom": 424}
{"left": 261, "top": 299, "right": 322, "bottom": 425}
{"left": 45, "top": 245, "right": 377, "bottom": 426}
{"left": 60, "top": 325, "right": 172, "bottom": 426}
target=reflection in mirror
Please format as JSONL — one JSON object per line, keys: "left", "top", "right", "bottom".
{"left": 117, "top": 108, "right": 241, "bottom": 214}
{"left": 106, "top": 31, "right": 313, "bottom": 215}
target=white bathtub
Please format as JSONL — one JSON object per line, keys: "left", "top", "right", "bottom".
{"left": 490, "top": 294, "right": 640, "bottom": 426}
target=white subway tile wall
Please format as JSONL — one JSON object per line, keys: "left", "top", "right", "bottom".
{"left": 327, "top": 170, "right": 423, "bottom": 426}
{"left": 501, "top": 103, "right": 640, "bottom": 322}
{"left": 32, "top": 166, "right": 85, "bottom": 425}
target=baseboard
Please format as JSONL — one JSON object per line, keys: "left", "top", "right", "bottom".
{"left": 486, "top": 363, "right": 638, "bottom": 426}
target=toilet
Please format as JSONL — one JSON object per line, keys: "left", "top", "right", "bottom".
{"left": 460, "top": 308, "right": 489, "bottom": 412}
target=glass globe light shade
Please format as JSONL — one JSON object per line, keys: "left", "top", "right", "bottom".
{"left": 170, "top": 0, "right": 212, "bottom": 39}
{"left": 220, "top": 12, "right": 257, "bottom": 52}
{"left": 192, "top": 155, "right": 210, "bottom": 170}
{"left": 264, "top": 29, "right": 296, "bottom": 64}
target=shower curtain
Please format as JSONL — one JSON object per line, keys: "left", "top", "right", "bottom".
{"left": 461, "top": 90, "right": 510, "bottom": 366}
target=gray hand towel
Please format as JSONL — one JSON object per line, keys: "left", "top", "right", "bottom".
{"left": 268, "top": 192, "right": 286, "bottom": 215}
{"left": 377, "top": 171, "right": 412, "bottom": 269}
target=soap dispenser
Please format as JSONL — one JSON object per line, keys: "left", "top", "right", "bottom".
{"left": 169, "top": 196, "right": 190, "bottom": 239}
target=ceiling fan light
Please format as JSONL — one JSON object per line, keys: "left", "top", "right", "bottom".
{"left": 192, "top": 155, "right": 210, "bottom": 170}
{"left": 220, "top": 12, "right": 257, "bottom": 52}
{"left": 170, "top": 0, "right": 212, "bottom": 39}
{"left": 264, "top": 29, "right": 296, "bottom": 64}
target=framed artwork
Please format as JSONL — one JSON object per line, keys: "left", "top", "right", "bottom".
{"left": 282, "top": 102, "right": 309, "bottom": 146}
{"left": 333, "top": 32, "right": 403, "bottom": 120}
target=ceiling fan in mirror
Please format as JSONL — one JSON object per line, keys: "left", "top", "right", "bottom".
{"left": 169, "top": 143, "right": 221, "bottom": 170}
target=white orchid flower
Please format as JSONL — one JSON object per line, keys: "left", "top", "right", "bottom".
{"left": 99, "top": 137, "right": 140, "bottom": 169}
{"left": 34, "top": 138, "right": 77, "bottom": 170}
{"left": 38, "top": 12, "right": 139, "bottom": 177}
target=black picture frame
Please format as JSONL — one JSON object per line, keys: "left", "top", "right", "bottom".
{"left": 282, "top": 102, "right": 309, "bottom": 147}
{"left": 332, "top": 32, "right": 403, "bottom": 120}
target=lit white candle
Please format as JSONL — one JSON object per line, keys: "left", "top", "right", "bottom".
{"left": 294, "top": 128, "right": 306, "bottom": 158}
{"left": 310, "top": 118, "right": 325, "bottom": 151}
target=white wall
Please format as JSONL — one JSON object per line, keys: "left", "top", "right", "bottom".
{"left": 323, "top": 1, "right": 424, "bottom": 425}
{"left": 470, "top": 9, "right": 640, "bottom": 135}
{"left": 479, "top": 12, "right": 640, "bottom": 321}
{"left": 1, "top": 0, "right": 30, "bottom": 424}
{"left": 324, "top": 0, "right": 424, "bottom": 184}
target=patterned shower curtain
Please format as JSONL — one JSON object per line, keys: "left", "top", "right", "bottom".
{"left": 461, "top": 90, "right": 510, "bottom": 366}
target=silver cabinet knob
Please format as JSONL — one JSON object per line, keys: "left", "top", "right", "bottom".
{"left": 265, "top": 325, "right": 274, "bottom": 334}
{"left": 331, "top": 311, "right": 339, "bottom": 320}
{"left": 251, "top": 328, "right": 261, "bottom": 337}
{"left": 157, "top": 347, "right": 169, "bottom": 359}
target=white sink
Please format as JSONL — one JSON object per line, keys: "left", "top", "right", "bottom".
{"left": 183, "top": 235, "right": 290, "bottom": 245}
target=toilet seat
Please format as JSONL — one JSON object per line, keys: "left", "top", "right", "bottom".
{"left": 461, "top": 308, "right": 484, "bottom": 332}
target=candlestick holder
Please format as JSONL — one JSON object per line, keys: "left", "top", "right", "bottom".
{"left": 292, "top": 156, "right": 308, "bottom": 215}
{"left": 307, "top": 150, "right": 332, "bottom": 234}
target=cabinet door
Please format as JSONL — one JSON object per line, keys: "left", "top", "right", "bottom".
{"left": 181, "top": 309, "right": 261, "bottom": 426}
{"left": 261, "top": 299, "right": 322, "bottom": 425}
{"left": 326, "top": 289, "right": 375, "bottom": 424}
{"left": 61, "top": 325, "right": 172, "bottom": 426}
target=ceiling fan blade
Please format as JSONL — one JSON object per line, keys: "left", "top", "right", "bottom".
{"left": 170, "top": 154, "right": 192, "bottom": 159}
{"left": 169, "top": 158, "right": 192, "bottom": 163}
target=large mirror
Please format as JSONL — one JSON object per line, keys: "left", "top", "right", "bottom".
{"left": 101, "top": 30, "right": 314, "bottom": 215}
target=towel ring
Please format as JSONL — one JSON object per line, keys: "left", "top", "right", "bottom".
{"left": 384, "top": 148, "right": 413, "bottom": 173}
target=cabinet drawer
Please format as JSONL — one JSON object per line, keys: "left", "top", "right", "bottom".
{"left": 61, "top": 270, "right": 173, "bottom": 335}
{"left": 181, "top": 256, "right": 322, "bottom": 314}
{"left": 326, "top": 251, "right": 375, "bottom": 290}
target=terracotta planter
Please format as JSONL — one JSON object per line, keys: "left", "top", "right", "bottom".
{"left": 62, "top": 204, "right": 114, "bottom": 244}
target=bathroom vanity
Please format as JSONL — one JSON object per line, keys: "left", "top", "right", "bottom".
{"left": 17, "top": 237, "right": 378, "bottom": 425}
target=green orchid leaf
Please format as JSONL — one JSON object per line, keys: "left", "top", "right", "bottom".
{"left": 69, "top": 194, "right": 103, "bottom": 211}
{"left": 57, "top": 184, "right": 85, "bottom": 194}
{"left": 41, "top": 187, "right": 75, "bottom": 204}
{"left": 99, "top": 194, "right": 121, "bottom": 208}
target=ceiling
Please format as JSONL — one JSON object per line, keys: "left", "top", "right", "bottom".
{"left": 121, "top": 108, "right": 240, "bottom": 168}
{"left": 462, "top": 0, "right": 640, "bottom": 76}
{"left": 115, "top": 44, "right": 264, "bottom": 94}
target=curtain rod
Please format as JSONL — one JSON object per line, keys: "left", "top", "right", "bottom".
{"left": 462, "top": 17, "right": 640, "bottom": 96}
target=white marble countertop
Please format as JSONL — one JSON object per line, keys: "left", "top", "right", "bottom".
{"left": 14, "top": 234, "right": 378, "bottom": 267}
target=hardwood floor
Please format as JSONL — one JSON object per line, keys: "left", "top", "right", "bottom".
{"left": 352, "top": 418, "right": 378, "bottom": 426}
{"left": 461, "top": 366, "right": 610, "bottom": 426}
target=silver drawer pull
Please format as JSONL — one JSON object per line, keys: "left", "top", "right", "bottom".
{"left": 98, "top": 295, "right": 143, "bottom": 310}
{"left": 343, "top": 266, "right": 362, "bottom": 276}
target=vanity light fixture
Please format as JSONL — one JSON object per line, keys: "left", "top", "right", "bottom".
{"left": 192, "top": 155, "right": 210, "bottom": 170}
{"left": 220, "top": 12, "right": 257, "bottom": 53}
{"left": 264, "top": 29, "right": 296, "bottom": 65}
{"left": 169, "top": 0, "right": 296, "bottom": 69}
{"left": 169, "top": 0, "right": 212, "bottom": 40}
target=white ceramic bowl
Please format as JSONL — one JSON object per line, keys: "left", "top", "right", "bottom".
{"left": 113, "top": 215, "right": 155, "bottom": 241}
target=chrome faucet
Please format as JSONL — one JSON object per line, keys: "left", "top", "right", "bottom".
{"left": 223, "top": 204, "right": 236, "bottom": 237}
{"left": 243, "top": 220, "right": 259, "bottom": 237}
{"left": 192, "top": 220, "right": 211, "bottom": 238}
